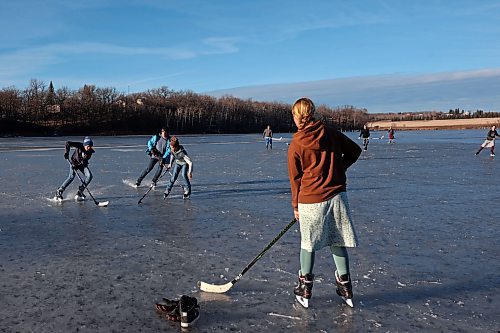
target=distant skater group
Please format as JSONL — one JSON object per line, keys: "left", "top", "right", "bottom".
{"left": 54, "top": 126, "right": 193, "bottom": 203}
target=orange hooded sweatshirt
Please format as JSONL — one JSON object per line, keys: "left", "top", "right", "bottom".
{"left": 288, "top": 120, "right": 361, "bottom": 210}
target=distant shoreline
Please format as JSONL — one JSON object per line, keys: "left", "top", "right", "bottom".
{"left": 368, "top": 117, "right": 500, "bottom": 130}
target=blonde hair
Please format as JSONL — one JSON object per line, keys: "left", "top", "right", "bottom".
{"left": 292, "top": 97, "right": 315, "bottom": 127}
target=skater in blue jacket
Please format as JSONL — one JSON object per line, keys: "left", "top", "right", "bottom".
{"left": 135, "top": 127, "right": 171, "bottom": 187}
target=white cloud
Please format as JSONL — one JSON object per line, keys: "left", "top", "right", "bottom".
{"left": 205, "top": 69, "right": 500, "bottom": 113}
{"left": 0, "top": 39, "right": 240, "bottom": 86}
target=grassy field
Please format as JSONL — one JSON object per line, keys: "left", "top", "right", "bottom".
{"left": 369, "top": 117, "right": 500, "bottom": 130}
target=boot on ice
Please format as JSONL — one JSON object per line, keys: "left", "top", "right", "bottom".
{"left": 294, "top": 271, "right": 314, "bottom": 308}
{"left": 335, "top": 270, "right": 354, "bottom": 307}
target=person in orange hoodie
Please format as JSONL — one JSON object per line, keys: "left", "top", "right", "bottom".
{"left": 287, "top": 97, "right": 361, "bottom": 308}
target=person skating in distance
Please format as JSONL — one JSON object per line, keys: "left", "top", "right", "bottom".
{"left": 263, "top": 125, "right": 273, "bottom": 149}
{"left": 475, "top": 125, "right": 500, "bottom": 157}
{"left": 54, "top": 137, "right": 95, "bottom": 201}
{"left": 135, "top": 126, "right": 171, "bottom": 187}
{"left": 163, "top": 136, "right": 193, "bottom": 200}
{"left": 359, "top": 124, "right": 370, "bottom": 151}
{"left": 288, "top": 97, "right": 361, "bottom": 308}
{"left": 388, "top": 127, "right": 395, "bottom": 144}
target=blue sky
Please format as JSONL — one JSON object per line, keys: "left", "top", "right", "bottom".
{"left": 1, "top": 0, "right": 500, "bottom": 112}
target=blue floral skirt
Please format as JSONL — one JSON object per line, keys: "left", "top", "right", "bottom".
{"left": 298, "top": 192, "right": 359, "bottom": 251}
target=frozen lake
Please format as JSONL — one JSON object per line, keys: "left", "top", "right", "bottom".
{"left": 0, "top": 129, "right": 499, "bottom": 332}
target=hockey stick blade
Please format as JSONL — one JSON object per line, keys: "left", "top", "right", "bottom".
{"left": 97, "top": 201, "right": 109, "bottom": 207}
{"left": 198, "top": 218, "right": 297, "bottom": 294}
{"left": 197, "top": 280, "right": 234, "bottom": 293}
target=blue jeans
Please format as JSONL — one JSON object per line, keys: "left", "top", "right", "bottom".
{"left": 265, "top": 137, "right": 272, "bottom": 149}
{"left": 166, "top": 163, "right": 190, "bottom": 195}
{"left": 137, "top": 158, "right": 163, "bottom": 184}
{"left": 59, "top": 165, "right": 92, "bottom": 192}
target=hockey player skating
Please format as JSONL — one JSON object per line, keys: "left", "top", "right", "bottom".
{"left": 475, "top": 125, "right": 500, "bottom": 157}
{"left": 135, "top": 127, "right": 171, "bottom": 187}
{"left": 54, "top": 137, "right": 95, "bottom": 201}
{"left": 263, "top": 125, "right": 273, "bottom": 149}
{"left": 288, "top": 97, "right": 361, "bottom": 308}
{"left": 163, "top": 136, "right": 193, "bottom": 200}
{"left": 359, "top": 124, "right": 370, "bottom": 151}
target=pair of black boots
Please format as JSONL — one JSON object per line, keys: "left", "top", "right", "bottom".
{"left": 294, "top": 270, "right": 353, "bottom": 308}
{"left": 155, "top": 295, "right": 199, "bottom": 328}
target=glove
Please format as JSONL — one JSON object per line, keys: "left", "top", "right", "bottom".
{"left": 64, "top": 152, "right": 69, "bottom": 159}
{"left": 151, "top": 147, "right": 160, "bottom": 157}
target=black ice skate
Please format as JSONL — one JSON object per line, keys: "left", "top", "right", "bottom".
{"left": 75, "top": 185, "right": 86, "bottom": 201}
{"left": 54, "top": 188, "right": 63, "bottom": 201}
{"left": 294, "top": 271, "right": 314, "bottom": 308}
{"left": 179, "top": 295, "right": 200, "bottom": 328}
{"left": 335, "top": 270, "right": 354, "bottom": 307}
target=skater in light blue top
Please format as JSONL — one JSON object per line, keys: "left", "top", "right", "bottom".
{"left": 163, "top": 136, "right": 193, "bottom": 200}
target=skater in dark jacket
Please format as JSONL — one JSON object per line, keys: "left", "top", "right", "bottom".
{"left": 55, "top": 137, "right": 95, "bottom": 200}
{"left": 288, "top": 97, "right": 361, "bottom": 309}
{"left": 359, "top": 124, "right": 370, "bottom": 151}
{"left": 475, "top": 125, "right": 500, "bottom": 157}
{"left": 136, "top": 127, "right": 171, "bottom": 187}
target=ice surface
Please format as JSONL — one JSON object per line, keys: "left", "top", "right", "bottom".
{"left": 0, "top": 130, "right": 499, "bottom": 332}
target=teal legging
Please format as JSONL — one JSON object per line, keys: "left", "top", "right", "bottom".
{"left": 300, "top": 246, "right": 350, "bottom": 276}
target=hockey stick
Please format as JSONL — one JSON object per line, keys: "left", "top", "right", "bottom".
{"left": 198, "top": 218, "right": 297, "bottom": 293}
{"left": 68, "top": 160, "right": 108, "bottom": 207}
{"left": 137, "top": 167, "right": 170, "bottom": 204}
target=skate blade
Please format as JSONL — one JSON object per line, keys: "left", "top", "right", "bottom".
{"left": 53, "top": 197, "right": 63, "bottom": 202}
{"left": 74, "top": 195, "right": 85, "bottom": 201}
{"left": 295, "top": 295, "right": 309, "bottom": 308}
{"left": 342, "top": 297, "right": 354, "bottom": 307}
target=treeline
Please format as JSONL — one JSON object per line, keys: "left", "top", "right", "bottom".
{"left": 0, "top": 79, "right": 370, "bottom": 136}
{"left": 369, "top": 109, "right": 500, "bottom": 122}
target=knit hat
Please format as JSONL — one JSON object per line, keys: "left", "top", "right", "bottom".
{"left": 83, "top": 136, "right": 93, "bottom": 147}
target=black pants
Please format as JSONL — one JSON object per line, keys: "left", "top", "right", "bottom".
{"left": 137, "top": 158, "right": 163, "bottom": 184}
